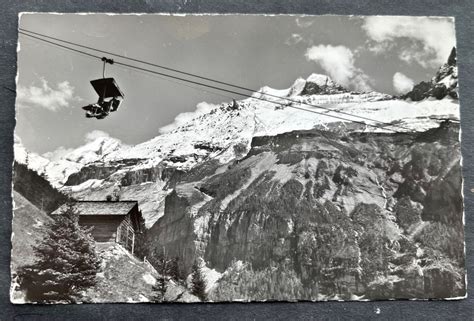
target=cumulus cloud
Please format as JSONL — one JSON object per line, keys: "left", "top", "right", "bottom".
{"left": 84, "top": 130, "right": 110, "bottom": 143}
{"left": 362, "top": 16, "right": 456, "bottom": 67}
{"left": 159, "top": 102, "right": 219, "bottom": 134}
{"left": 285, "top": 33, "right": 304, "bottom": 46}
{"left": 305, "top": 44, "right": 372, "bottom": 91}
{"left": 16, "top": 79, "right": 76, "bottom": 111}
{"left": 296, "top": 17, "right": 314, "bottom": 28}
{"left": 392, "top": 72, "right": 415, "bottom": 94}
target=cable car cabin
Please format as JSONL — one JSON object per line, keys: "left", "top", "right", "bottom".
{"left": 51, "top": 200, "right": 143, "bottom": 255}
{"left": 82, "top": 77, "right": 124, "bottom": 119}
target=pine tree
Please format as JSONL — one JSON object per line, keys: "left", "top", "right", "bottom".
{"left": 168, "top": 257, "right": 181, "bottom": 282}
{"left": 18, "top": 204, "right": 101, "bottom": 303}
{"left": 191, "top": 260, "right": 207, "bottom": 301}
{"left": 151, "top": 255, "right": 184, "bottom": 302}
{"left": 152, "top": 255, "right": 169, "bottom": 302}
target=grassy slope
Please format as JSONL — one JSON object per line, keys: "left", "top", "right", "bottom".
{"left": 84, "top": 244, "right": 198, "bottom": 303}
{"left": 11, "top": 191, "right": 53, "bottom": 271}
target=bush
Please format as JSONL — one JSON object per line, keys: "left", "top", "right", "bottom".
{"left": 414, "top": 222, "right": 465, "bottom": 264}
{"left": 151, "top": 255, "right": 178, "bottom": 302}
{"left": 394, "top": 197, "right": 422, "bottom": 231}
{"left": 233, "top": 142, "right": 248, "bottom": 158}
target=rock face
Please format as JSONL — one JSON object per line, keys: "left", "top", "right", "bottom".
{"left": 145, "top": 121, "right": 465, "bottom": 300}
{"left": 300, "top": 74, "right": 348, "bottom": 95}
{"left": 404, "top": 47, "right": 458, "bottom": 101}
{"left": 13, "top": 162, "right": 70, "bottom": 213}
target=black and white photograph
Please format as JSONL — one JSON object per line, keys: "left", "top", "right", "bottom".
{"left": 11, "top": 13, "right": 465, "bottom": 303}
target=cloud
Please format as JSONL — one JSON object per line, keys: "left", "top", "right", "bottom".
{"left": 296, "top": 17, "right": 314, "bottom": 28}
{"left": 43, "top": 130, "right": 116, "bottom": 161}
{"left": 159, "top": 102, "right": 219, "bottom": 134}
{"left": 362, "top": 16, "right": 456, "bottom": 67}
{"left": 84, "top": 130, "right": 110, "bottom": 143}
{"left": 16, "top": 79, "right": 76, "bottom": 111}
{"left": 42, "top": 146, "right": 75, "bottom": 162}
{"left": 365, "top": 41, "right": 395, "bottom": 55}
{"left": 392, "top": 72, "right": 415, "bottom": 94}
{"left": 305, "top": 44, "right": 372, "bottom": 91}
{"left": 285, "top": 33, "right": 303, "bottom": 46}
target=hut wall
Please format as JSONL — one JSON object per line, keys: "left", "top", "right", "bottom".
{"left": 79, "top": 215, "right": 124, "bottom": 242}
{"left": 116, "top": 215, "right": 135, "bottom": 253}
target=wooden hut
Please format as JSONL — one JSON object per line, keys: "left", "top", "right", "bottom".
{"left": 52, "top": 200, "right": 143, "bottom": 254}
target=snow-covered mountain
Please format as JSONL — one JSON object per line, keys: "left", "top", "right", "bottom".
{"left": 14, "top": 51, "right": 460, "bottom": 226}
{"left": 15, "top": 73, "right": 394, "bottom": 188}
{"left": 99, "top": 71, "right": 457, "bottom": 169}
{"left": 14, "top": 135, "right": 124, "bottom": 188}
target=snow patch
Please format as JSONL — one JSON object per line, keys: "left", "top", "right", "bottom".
{"left": 70, "top": 179, "right": 104, "bottom": 193}
{"left": 200, "top": 264, "right": 222, "bottom": 292}
{"left": 194, "top": 213, "right": 211, "bottom": 240}
{"left": 138, "top": 294, "right": 150, "bottom": 302}
{"left": 32, "top": 219, "right": 44, "bottom": 228}
{"left": 142, "top": 272, "right": 156, "bottom": 286}
{"left": 220, "top": 153, "right": 278, "bottom": 212}
{"left": 306, "top": 73, "right": 334, "bottom": 87}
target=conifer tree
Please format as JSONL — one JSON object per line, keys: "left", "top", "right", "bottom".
{"left": 168, "top": 257, "right": 181, "bottom": 282}
{"left": 151, "top": 254, "right": 184, "bottom": 302}
{"left": 18, "top": 204, "right": 101, "bottom": 303}
{"left": 191, "top": 260, "right": 207, "bottom": 301}
{"left": 152, "top": 255, "right": 169, "bottom": 302}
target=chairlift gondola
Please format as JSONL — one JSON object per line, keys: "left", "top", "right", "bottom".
{"left": 81, "top": 57, "right": 124, "bottom": 119}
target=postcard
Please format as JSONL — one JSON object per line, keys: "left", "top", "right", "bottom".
{"left": 11, "top": 13, "right": 465, "bottom": 303}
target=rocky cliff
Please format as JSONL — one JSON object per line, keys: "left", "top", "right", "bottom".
{"left": 145, "top": 120, "right": 464, "bottom": 300}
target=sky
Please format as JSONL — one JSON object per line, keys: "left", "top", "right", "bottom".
{"left": 15, "top": 14, "right": 456, "bottom": 156}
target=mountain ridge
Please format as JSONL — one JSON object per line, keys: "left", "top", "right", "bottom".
{"left": 14, "top": 52, "right": 460, "bottom": 227}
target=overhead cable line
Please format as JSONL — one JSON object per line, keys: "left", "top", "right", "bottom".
{"left": 19, "top": 28, "right": 411, "bottom": 131}
{"left": 114, "top": 62, "right": 235, "bottom": 101}
{"left": 19, "top": 31, "right": 102, "bottom": 60}
{"left": 19, "top": 30, "right": 403, "bottom": 132}
{"left": 115, "top": 59, "right": 393, "bottom": 130}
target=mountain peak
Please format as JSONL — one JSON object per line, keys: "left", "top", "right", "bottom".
{"left": 64, "top": 136, "right": 123, "bottom": 164}
{"left": 305, "top": 73, "right": 334, "bottom": 87}
{"left": 300, "top": 73, "right": 348, "bottom": 95}
{"left": 447, "top": 47, "right": 456, "bottom": 67}
{"left": 403, "top": 46, "right": 458, "bottom": 101}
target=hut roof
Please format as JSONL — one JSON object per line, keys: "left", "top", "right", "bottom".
{"left": 51, "top": 201, "right": 138, "bottom": 216}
